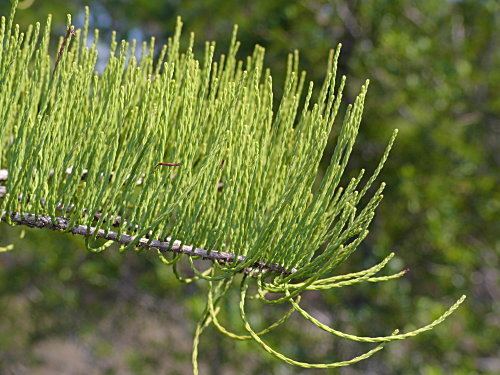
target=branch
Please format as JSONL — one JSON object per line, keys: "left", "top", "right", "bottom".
{"left": 1, "top": 211, "right": 294, "bottom": 275}
{"left": 0, "top": 168, "right": 293, "bottom": 275}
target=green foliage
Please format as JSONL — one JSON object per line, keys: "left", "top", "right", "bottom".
{"left": 0, "top": 1, "right": 474, "bottom": 373}
{"left": 1, "top": 3, "right": 383, "bottom": 277}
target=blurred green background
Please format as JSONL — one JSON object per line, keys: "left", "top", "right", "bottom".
{"left": 0, "top": 0, "right": 498, "bottom": 373}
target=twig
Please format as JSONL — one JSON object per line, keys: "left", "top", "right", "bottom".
{"left": 53, "top": 26, "right": 76, "bottom": 75}
{"left": 1, "top": 211, "right": 295, "bottom": 275}
{"left": 156, "top": 162, "right": 182, "bottom": 167}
